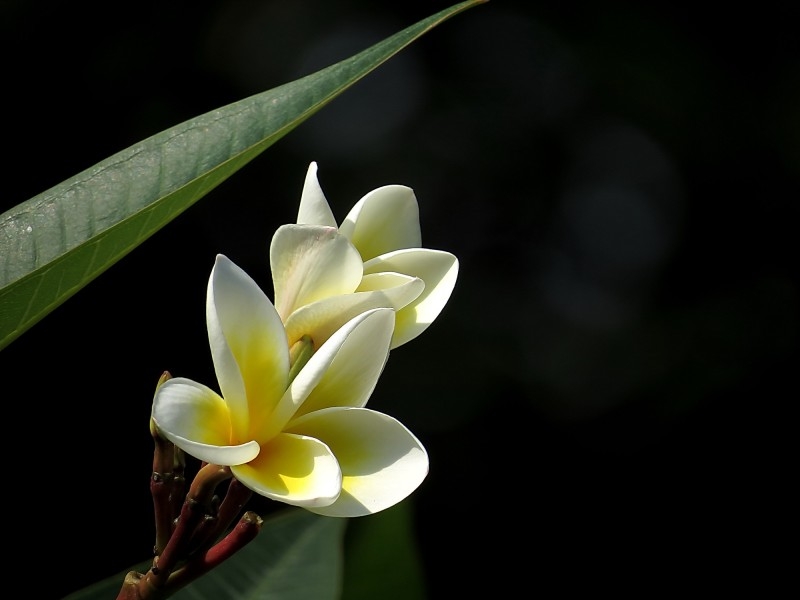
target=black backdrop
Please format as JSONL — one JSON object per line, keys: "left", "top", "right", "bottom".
{"left": 2, "top": 1, "right": 796, "bottom": 597}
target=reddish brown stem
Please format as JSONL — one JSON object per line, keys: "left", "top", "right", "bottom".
{"left": 150, "top": 371, "right": 178, "bottom": 554}
{"left": 191, "top": 478, "right": 254, "bottom": 553}
{"left": 116, "top": 480, "right": 261, "bottom": 600}
{"left": 169, "top": 448, "right": 186, "bottom": 520}
{"left": 165, "top": 511, "right": 264, "bottom": 592}
{"left": 204, "top": 511, "right": 263, "bottom": 567}
{"left": 150, "top": 464, "right": 232, "bottom": 584}
{"left": 118, "top": 372, "right": 259, "bottom": 600}
{"left": 150, "top": 441, "right": 176, "bottom": 554}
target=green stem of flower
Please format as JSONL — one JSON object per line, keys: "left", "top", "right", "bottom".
{"left": 288, "top": 335, "right": 315, "bottom": 383}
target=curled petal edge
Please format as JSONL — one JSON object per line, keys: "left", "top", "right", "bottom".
{"left": 288, "top": 407, "right": 428, "bottom": 518}
{"left": 157, "top": 427, "right": 261, "bottom": 467}
{"left": 231, "top": 432, "right": 341, "bottom": 508}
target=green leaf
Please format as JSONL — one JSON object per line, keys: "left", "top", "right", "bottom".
{"left": 0, "top": 0, "right": 486, "bottom": 352}
{"left": 62, "top": 508, "right": 347, "bottom": 600}
{"left": 61, "top": 559, "right": 152, "bottom": 600}
{"left": 171, "top": 510, "right": 346, "bottom": 600}
{"left": 341, "top": 501, "right": 427, "bottom": 600}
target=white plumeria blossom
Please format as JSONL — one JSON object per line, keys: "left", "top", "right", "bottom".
{"left": 272, "top": 161, "right": 459, "bottom": 350}
{"left": 151, "top": 254, "right": 428, "bottom": 517}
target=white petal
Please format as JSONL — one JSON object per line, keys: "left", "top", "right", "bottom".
{"left": 339, "top": 185, "right": 421, "bottom": 261}
{"left": 356, "top": 271, "right": 425, "bottom": 304}
{"left": 297, "top": 161, "right": 337, "bottom": 227}
{"left": 283, "top": 274, "right": 423, "bottom": 347}
{"left": 151, "top": 378, "right": 260, "bottom": 465}
{"left": 287, "top": 408, "right": 428, "bottom": 517}
{"left": 364, "top": 249, "right": 458, "bottom": 348}
{"left": 270, "top": 225, "right": 363, "bottom": 320}
{"left": 231, "top": 432, "right": 341, "bottom": 508}
{"left": 296, "top": 308, "right": 394, "bottom": 416}
{"left": 207, "top": 255, "right": 289, "bottom": 441}
{"left": 265, "top": 308, "right": 394, "bottom": 438}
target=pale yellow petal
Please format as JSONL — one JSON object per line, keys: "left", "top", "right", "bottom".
{"left": 297, "top": 161, "right": 337, "bottom": 227}
{"left": 265, "top": 308, "right": 394, "bottom": 438}
{"left": 151, "top": 378, "right": 260, "bottom": 465}
{"left": 271, "top": 225, "right": 363, "bottom": 319}
{"left": 339, "top": 185, "right": 421, "bottom": 261}
{"left": 283, "top": 274, "right": 422, "bottom": 347}
{"left": 294, "top": 308, "right": 394, "bottom": 417}
{"left": 287, "top": 408, "right": 428, "bottom": 518}
{"left": 356, "top": 271, "right": 425, "bottom": 304}
{"left": 207, "top": 255, "right": 289, "bottom": 441}
{"left": 364, "top": 249, "right": 458, "bottom": 348}
{"left": 231, "top": 432, "right": 341, "bottom": 508}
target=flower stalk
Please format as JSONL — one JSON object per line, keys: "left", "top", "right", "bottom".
{"left": 116, "top": 379, "right": 260, "bottom": 600}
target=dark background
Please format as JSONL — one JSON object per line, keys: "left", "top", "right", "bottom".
{"left": 1, "top": 1, "right": 796, "bottom": 597}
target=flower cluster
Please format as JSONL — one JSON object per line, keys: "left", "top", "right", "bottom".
{"left": 151, "top": 162, "right": 458, "bottom": 518}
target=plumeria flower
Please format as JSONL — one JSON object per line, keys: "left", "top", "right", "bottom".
{"left": 151, "top": 254, "right": 428, "bottom": 517}
{"left": 271, "top": 161, "right": 459, "bottom": 350}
